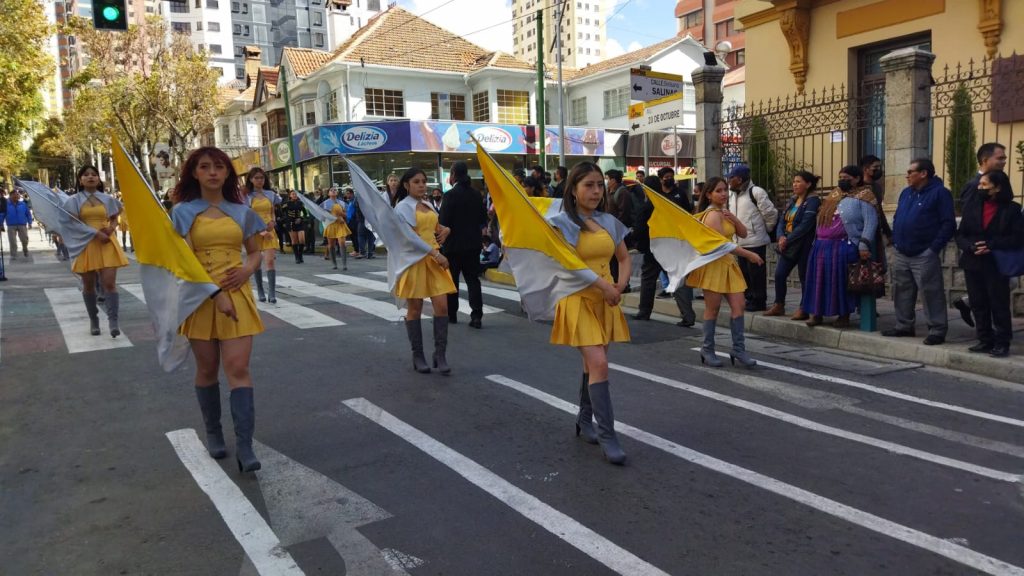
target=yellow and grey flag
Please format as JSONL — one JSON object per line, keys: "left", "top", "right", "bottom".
{"left": 476, "top": 143, "right": 596, "bottom": 321}
{"left": 112, "top": 137, "right": 219, "bottom": 372}
{"left": 14, "top": 179, "right": 97, "bottom": 261}
{"left": 645, "top": 184, "right": 735, "bottom": 292}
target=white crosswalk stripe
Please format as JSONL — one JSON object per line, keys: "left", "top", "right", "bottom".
{"left": 252, "top": 291, "right": 345, "bottom": 329}
{"left": 43, "top": 287, "right": 133, "bottom": 353}
{"left": 317, "top": 273, "right": 504, "bottom": 315}
{"left": 275, "top": 276, "right": 407, "bottom": 322}
{"left": 369, "top": 270, "right": 522, "bottom": 301}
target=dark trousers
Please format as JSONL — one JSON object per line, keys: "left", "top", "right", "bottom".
{"left": 739, "top": 244, "right": 768, "bottom": 309}
{"left": 305, "top": 223, "right": 317, "bottom": 253}
{"left": 964, "top": 263, "right": 1013, "bottom": 347}
{"left": 773, "top": 248, "right": 809, "bottom": 307}
{"left": 446, "top": 249, "right": 483, "bottom": 321}
{"left": 637, "top": 252, "right": 695, "bottom": 322}
{"left": 358, "top": 224, "right": 376, "bottom": 257}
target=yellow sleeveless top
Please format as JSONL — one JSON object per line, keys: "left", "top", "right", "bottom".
{"left": 393, "top": 208, "right": 455, "bottom": 299}
{"left": 549, "top": 228, "right": 630, "bottom": 347}
{"left": 71, "top": 200, "right": 129, "bottom": 273}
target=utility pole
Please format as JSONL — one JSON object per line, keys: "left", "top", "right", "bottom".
{"left": 280, "top": 64, "right": 301, "bottom": 191}
{"left": 552, "top": 0, "right": 567, "bottom": 167}
{"left": 535, "top": 8, "right": 546, "bottom": 170}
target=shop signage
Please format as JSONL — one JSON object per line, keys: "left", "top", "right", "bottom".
{"left": 319, "top": 121, "right": 410, "bottom": 156}
{"left": 340, "top": 125, "right": 389, "bottom": 151}
{"left": 630, "top": 68, "right": 683, "bottom": 102}
{"left": 411, "top": 120, "right": 605, "bottom": 155}
{"left": 629, "top": 93, "right": 686, "bottom": 134}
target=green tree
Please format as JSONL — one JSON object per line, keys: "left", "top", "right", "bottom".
{"left": 0, "top": 0, "right": 53, "bottom": 179}
{"left": 747, "top": 116, "right": 777, "bottom": 197}
{"left": 944, "top": 84, "right": 976, "bottom": 207}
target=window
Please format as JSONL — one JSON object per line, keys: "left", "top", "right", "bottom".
{"left": 297, "top": 11, "right": 308, "bottom": 27}
{"left": 195, "top": 21, "right": 202, "bottom": 30}
{"left": 220, "top": 124, "right": 230, "bottom": 142}
{"left": 252, "top": 4, "right": 265, "bottom": 20}
{"left": 231, "top": 1, "right": 239, "bottom": 12}
{"left": 244, "top": 24, "right": 250, "bottom": 35}
{"left": 299, "top": 100, "right": 316, "bottom": 126}
{"left": 324, "top": 91, "right": 338, "bottom": 120}
{"left": 194, "top": 0, "right": 200, "bottom": 8}
{"left": 735, "top": 49, "right": 745, "bottom": 66}
{"left": 171, "top": 21, "right": 190, "bottom": 33}
{"left": 314, "top": 32, "right": 324, "bottom": 47}
{"left": 242, "top": 3, "right": 248, "bottom": 13}
{"left": 365, "top": 88, "right": 404, "bottom": 117}
{"left": 473, "top": 91, "right": 489, "bottom": 122}
{"left": 209, "top": 43, "right": 222, "bottom": 54}
{"left": 496, "top": 89, "right": 529, "bottom": 124}
{"left": 570, "top": 96, "right": 587, "bottom": 125}
{"left": 233, "top": 24, "right": 241, "bottom": 34}
{"left": 234, "top": 45, "right": 244, "bottom": 56}
{"left": 206, "top": 0, "right": 218, "bottom": 7}
{"left": 683, "top": 10, "right": 702, "bottom": 29}
{"left": 715, "top": 18, "right": 735, "bottom": 40}
{"left": 313, "top": 11, "right": 322, "bottom": 25}
{"left": 236, "top": 67, "right": 245, "bottom": 79}
{"left": 170, "top": 2, "right": 188, "bottom": 13}
{"left": 683, "top": 83, "right": 695, "bottom": 111}
{"left": 430, "top": 93, "right": 466, "bottom": 120}
{"left": 595, "top": 49, "right": 600, "bottom": 55}
{"left": 208, "top": 21, "right": 220, "bottom": 31}
{"left": 260, "top": 121, "right": 269, "bottom": 145}
{"left": 254, "top": 25, "right": 268, "bottom": 42}
{"left": 367, "top": 0, "right": 380, "bottom": 9}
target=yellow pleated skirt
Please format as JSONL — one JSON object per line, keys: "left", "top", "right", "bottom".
{"left": 179, "top": 283, "right": 264, "bottom": 341}
{"left": 258, "top": 229, "right": 278, "bottom": 251}
{"left": 72, "top": 237, "right": 129, "bottom": 273}
{"left": 395, "top": 256, "right": 457, "bottom": 299}
{"left": 550, "top": 286, "right": 631, "bottom": 347}
{"left": 323, "top": 220, "right": 351, "bottom": 239}
{"left": 686, "top": 256, "right": 747, "bottom": 294}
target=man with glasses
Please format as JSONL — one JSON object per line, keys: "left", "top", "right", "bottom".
{"left": 883, "top": 158, "right": 956, "bottom": 345}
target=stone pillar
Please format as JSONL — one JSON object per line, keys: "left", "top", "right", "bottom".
{"left": 693, "top": 65, "right": 725, "bottom": 184}
{"left": 879, "top": 48, "right": 936, "bottom": 214}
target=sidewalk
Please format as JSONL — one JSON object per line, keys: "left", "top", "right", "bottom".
{"left": 484, "top": 269, "right": 1024, "bottom": 382}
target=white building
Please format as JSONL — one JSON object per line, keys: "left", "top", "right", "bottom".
{"left": 161, "top": 0, "right": 237, "bottom": 82}
{"left": 512, "top": 0, "right": 608, "bottom": 69}
{"left": 325, "top": 0, "right": 386, "bottom": 52}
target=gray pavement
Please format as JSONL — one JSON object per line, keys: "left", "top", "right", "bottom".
{"left": 2, "top": 233, "right": 1024, "bottom": 575}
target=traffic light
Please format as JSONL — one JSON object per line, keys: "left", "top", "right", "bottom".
{"left": 93, "top": 0, "right": 128, "bottom": 31}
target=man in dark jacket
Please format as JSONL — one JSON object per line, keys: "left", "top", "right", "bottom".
{"left": 883, "top": 158, "right": 956, "bottom": 345}
{"left": 633, "top": 174, "right": 696, "bottom": 327}
{"left": 439, "top": 161, "right": 488, "bottom": 328}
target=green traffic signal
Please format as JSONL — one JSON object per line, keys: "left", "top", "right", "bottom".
{"left": 102, "top": 5, "right": 121, "bottom": 21}
{"left": 93, "top": 0, "right": 127, "bottom": 30}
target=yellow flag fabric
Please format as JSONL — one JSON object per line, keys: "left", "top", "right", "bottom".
{"left": 112, "top": 136, "right": 219, "bottom": 372}
{"left": 112, "top": 139, "right": 214, "bottom": 285}
{"left": 643, "top": 183, "right": 735, "bottom": 292}
{"left": 476, "top": 143, "right": 597, "bottom": 320}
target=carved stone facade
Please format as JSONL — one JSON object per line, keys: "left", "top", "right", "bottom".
{"left": 773, "top": 0, "right": 812, "bottom": 94}
{"left": 977, "top": 0, "right": 1003, "bottom": 58}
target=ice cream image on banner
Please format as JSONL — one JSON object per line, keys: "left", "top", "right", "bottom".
{"left": 442, "top": 123, "right": 462, "bottom": 151}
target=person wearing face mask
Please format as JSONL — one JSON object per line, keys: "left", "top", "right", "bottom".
{"left": 802, "top": 166, "right": 878, "bottom": 329}
{"left": 429, "top": 188, "right": 443, "bottom": 211}
{"left": 860, "top": 155, "right": 892, "bottom": 245}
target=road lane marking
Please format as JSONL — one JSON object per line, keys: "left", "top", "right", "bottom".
{"left": 485, "top": 375, "right": 1024, "bottom": 576}
{"left": 369, "top": 270, "right": 522, "bottom": 301}
{"left": 689, "top": 347, "right": 1024, "bottom": 429}
{"left": 251, "top": 292, "right": 346, "bottom": 329}
{"left": 342, "top": 397, "right": 670, "bottom": 576}
{"left": 165, "top": 429, "right": 305, "bottom": 576}
{"left": 316, "top": 274, "right": 504, "bottom": 314}
{"left": 609, "top": 364, "right": 1020, "bottom": 483}
{"left": 44, "top": 287, "right": 133, "bottom": 353}
{"left": 120, "top": 283, "right": 147, "bottom": 303}
{"left": 275, "top": 276, "right": 405, "bottom": 322}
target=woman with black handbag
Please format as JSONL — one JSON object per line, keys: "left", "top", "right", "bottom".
{"left": 764, "top": 171, "right": 820, "bottom": 320}
{"left": 955, "top": 170, "right": 1023, "bottom": 358}
{"left": 802, "top": 166, "right": 878, "bottom": 328}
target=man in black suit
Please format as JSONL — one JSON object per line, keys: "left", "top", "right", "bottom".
{"left": 439, "top": 161, "right": 489, "bottom": 328}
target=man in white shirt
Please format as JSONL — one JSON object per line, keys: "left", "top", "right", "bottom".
{"left": 727, "top": 164, "right": 778, "bottom": 312}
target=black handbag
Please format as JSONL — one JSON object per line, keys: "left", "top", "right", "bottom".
{"left": 847, "top": 260, "right": 885, "bottom": 297}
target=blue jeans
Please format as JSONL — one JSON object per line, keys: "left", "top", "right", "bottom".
{"left": 358, "top": 224, "right": 376, "bottom": 258}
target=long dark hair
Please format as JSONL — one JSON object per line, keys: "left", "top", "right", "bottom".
{"left": 560, "top": 162, "right": 605, "bottom": 227}
{"left": 698, "top": 176, "right": 727, "bottom": 212}
{"left": 245, "top": 167, "right": 271, "bottom": 193}
{"left": 172, "top": 147, "right": 241, "bottom": 204}
{"left": 394, "top": 167, "right": 426, "bottom": 207}
{"left": 77, "top": 165, "right": 105, "bottom": 192}
{"left": 982, "top": 169, "right": 1014, "bottom": 203}
{"left": 794, "top": 170, "right": 819, "bottom": 195}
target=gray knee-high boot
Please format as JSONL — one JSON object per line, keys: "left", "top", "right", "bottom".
{"left": 195, "top": 383, "right": 227, "bottom": 459}
{"left": 266, "top": 270, "right": 277, "bottom": 303}
{"left": 254, "top": 268, "right": 265, "bottom": 301}
{"left": 432, "top": 317, "right": 450, "bottom": 374}
{"left": 405, "top": 319, "right": 431, "bottom": 373}
{"left": 230, "top": 387, "right": 261, "bottom": 472}
{"left": 575, "top": 373, "right": 598, "bottom": 444}
{"left": 83, "top": 292, "right": 101, "bottom": 336}
{"left": 588, "top": 381, "right": 626, "bottom": 465}
{"left": 729, "top": 317, "right": 757, "bottom": 368}
{"left": 700, "top": 319, "right": 723, "bottom": 367}
{"left": 340, "top": 243, "right": 348, "bottom": 270}
{"left": 105, "top": 292, "right": 120, "bottom": 338}
{"left": 330, "top": 245, "right": 338, "bottom": 269}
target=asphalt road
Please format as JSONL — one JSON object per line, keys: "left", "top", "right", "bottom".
{"left": 1, "top": 236, "right": 1023, "bottom": 576}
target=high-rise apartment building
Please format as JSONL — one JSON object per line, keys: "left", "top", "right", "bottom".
{"left": 675, "top": 0, "right": 744, "bottom": 68}
{"left": 511, "top": 0, "right": 607, "bottom": 69}
{"left": 161, "top": 0, "right": 237, "bottom": 81}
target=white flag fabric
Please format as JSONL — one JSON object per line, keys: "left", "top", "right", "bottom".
{"left": 14, "top": 179, "right": 96, "bottom": 261}
{"left": 344, "top": 157, "right": 432, "bottom": 293}
{"left": 295, "top": 193, "right": 339, "bottom": 226}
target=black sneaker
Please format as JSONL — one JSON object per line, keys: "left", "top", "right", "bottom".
{"left": 923, "top": 335, "right": 945, "bottom": 346}
{"left": 881, "top": 328, "right": 915, "bottom": 337}
{"left": 990, "top": 345, "right": 1009, "bottom": 358}
{"left": 676, "top": 320, "right": 695, "bottom": 328}
{"left": 968, "top": 342, "right": 993, "bottom": 353}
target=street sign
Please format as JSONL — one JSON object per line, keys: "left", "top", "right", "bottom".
{"left": 628, "top": 93, "right": 685, "bottom": 134}
{"left": 630, "top": 68, "right": 683, "bottom": 102}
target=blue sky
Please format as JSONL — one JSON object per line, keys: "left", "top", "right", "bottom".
{"left": 396, "top": 0, "right": 679, "bottom": 59}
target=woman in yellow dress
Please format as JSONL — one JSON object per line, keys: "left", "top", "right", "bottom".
{"left": 118, "top": 199, "right": 133, "bottom": 253}
{"left": 244, "top": 167, "right": 281, "bottom": 303}
{"left": 321, "top": 188, "right": 351, "bottom": 270}
{"left": 66, "top": 165, "right": 129, "bottom": 337}
{"left": 548, "top": 162, "right": 631, "bottom": 465}
{"left": 687, "top": 176, "right": 765, "bottom": 368}
{"left": 393, "top": 167, "right": 455, "bottom": 374}
{"left": 172, "top": 147, "right": 266, "bottom": 473}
